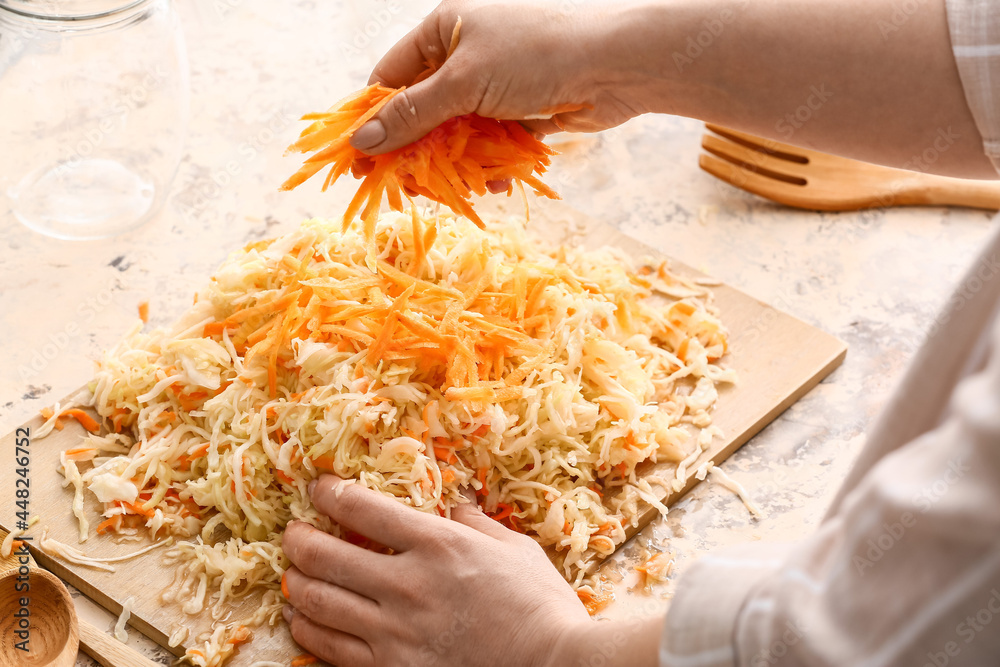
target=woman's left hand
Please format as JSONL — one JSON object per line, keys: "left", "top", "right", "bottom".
{"left": 280, "top": 474, "right": 592, "bottom": 667}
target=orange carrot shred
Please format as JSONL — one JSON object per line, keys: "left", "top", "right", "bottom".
{"left": 282, "top": 84, "right": 560, "bottom": 260}
{"left": 577, "top": 588, "right": 614, "bottom": 616}
{"left": 203, "top": 321, "right": 229, "bottom": 337}
{"left": 138, "top": 301, "right": 149, "bottom": 323}
{"left": 96, "top": 516, "right": 122, "bottom": 535}
{"left": 228, "top": 625, "right": 252, "bottom": 645}
{"left": 433, "top": 445, "right": 457, "bottom": 464}
{"left": 59, "top": 408, "right": 100, "bottom": 434}
{"left": 311, "top": 454, "right": 336, "bottom": 471}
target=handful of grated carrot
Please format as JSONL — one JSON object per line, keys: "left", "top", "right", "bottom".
{"left": 280, "top": 83, "right": 560, "bottom": 267}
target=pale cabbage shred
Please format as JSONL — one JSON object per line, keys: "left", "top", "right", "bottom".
{"left": 60, "top": 209, "right": 734, "bottom": 666}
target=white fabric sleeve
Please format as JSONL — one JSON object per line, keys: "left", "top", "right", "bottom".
{"left": 945, "top": 0, "right": 1000, "bottom": 173}
{"left": 661, "top": 317, "right": 1000, "bottom": 666}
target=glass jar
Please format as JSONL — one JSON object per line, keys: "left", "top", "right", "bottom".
{"left": 0, "top": 0, "right": 189, "bottom": 239}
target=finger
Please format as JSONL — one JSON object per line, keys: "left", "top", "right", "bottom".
{"left": 284, "top": 605, "right": 374, "bottom": 667}
{"left": 518, "top": 118, "right": 564, "bottom": 136}
{"left": 283, "top": 520, "right": 392, "bottom": 598}
{"left": 351, "top": 61, "right": 478, "bottom": 154}
{"left": 486, "top": 179, "right": 511, "bottom": 194}
{"left": 369, "top": 18, "right": 449, "bottom": 88}
{"left": 450, "top": 500, "right": 516, "bottom": 541}
{"left": 283, "top": 567, "right": 379, "bottom": 641}
{"left": 550, "top": 108, "right": 629, "bottom": 134}
{"left": 310, "top": 475, "right": 437, "bottom": 552}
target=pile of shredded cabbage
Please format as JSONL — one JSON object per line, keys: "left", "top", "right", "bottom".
{"left": 52, "top": 209, "right": 734, "bottom": 666}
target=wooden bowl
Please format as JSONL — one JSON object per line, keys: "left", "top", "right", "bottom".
{"left": 0, "top": 568, "right": 79, "bottom": 667}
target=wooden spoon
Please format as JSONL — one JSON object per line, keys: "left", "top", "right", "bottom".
{"left": 0, "top": 567, "right": 78, "bottom": 667}
{"left": 0, "top": 530, "right": 160, "bottom": 667}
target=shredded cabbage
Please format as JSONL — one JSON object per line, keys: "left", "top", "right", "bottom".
{"left": 53, "top": 208, "right": 734, "bottom": 666}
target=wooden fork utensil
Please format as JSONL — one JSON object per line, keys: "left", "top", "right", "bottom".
{"left": 699, "top": 123, "right": 1000, "bottom": 211}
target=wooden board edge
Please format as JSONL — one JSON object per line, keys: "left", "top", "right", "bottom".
{"left": 623, "top": 341, "right": 848, "bottom": 540}
{"left": 0, "top": 398, "right": 186, "bottom": 659}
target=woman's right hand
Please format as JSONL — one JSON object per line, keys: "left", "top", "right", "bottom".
{"left": 349, "top": 0, "right": 648, "bottom": 154}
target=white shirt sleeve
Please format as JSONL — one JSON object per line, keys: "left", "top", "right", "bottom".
{"left": 661, "top": 311, "right": 1000, "bottom": 666}
{"left": 946, "top": 0, "right": 1000, "bottom": 174}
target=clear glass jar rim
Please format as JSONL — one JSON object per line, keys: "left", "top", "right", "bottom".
{"left": 0, "top": 0, "right": 154, "bottom": 21}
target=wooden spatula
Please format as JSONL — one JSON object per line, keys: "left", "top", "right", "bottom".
{"left": 699, "top": 123, "right": 1000, "bottom": 211}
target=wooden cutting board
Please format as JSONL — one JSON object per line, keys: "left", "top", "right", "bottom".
{"left": 0, "top": 206, "right": 846, "bottom": 665}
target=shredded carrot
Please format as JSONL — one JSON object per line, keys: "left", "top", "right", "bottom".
{"left": 96, "top": 516, "right": 122, "bottom": 535}
{"left": 110, "top": 408, "right": 129, "bottom": 433}
{"left": 290, "top": 655, "right": 318, "bottom": 666}
{"left": 366, "top": 284, "right": 414, "bottom": 365}
{"left": 407, "top": 197, "right": 426, "bottom": 277}
{"left": 281, "top": 572, "right": 290, "bottom": 599}
{"left": 121, "top": 501, "right": 155, "bottom": 518}
{"left": 577, "top": 588, "right": 614, "bottom": 616}
{"left": 228, "top": 625, "right": 252, "bottom": 645}
{"left": 440, "top": 469, "right": 456, "bottom": 485}
{"left": 311, "top": 454, "right": 336, "bottom": 471}
{"left": 676, "top": 338, "right": 690, "bottom": 363}
{"left": 64, "top": 446, "right": 98, "bottom": 462}
{"left": 282, "top": 84, "right": 560, "bottom": 266}
{"left": 203, "top": 321, "right": 229, "bottom": 337}
{"left": 184, "top": 443, "right": 210, "bottom": 461}
{"left": 138, "top": 301, "right": 149, "bottom": 323}
{"left": 433, "top": 445, "right": 457, "bottom": 464}
{"left": 491, "top": 503, "right": 515, "bottom": 522}
{"left": 59, "top": 408, "right": 100, "bottom": 434}
{"left": 229, "top": 480, "right": 257, "bottom": 499}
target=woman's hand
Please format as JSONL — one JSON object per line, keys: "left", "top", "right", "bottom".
{"left": 349, "top": 0, "right": 649, "bottom": 154}
{"left": 280, "top": 474, "right": 594, "bottom": 667}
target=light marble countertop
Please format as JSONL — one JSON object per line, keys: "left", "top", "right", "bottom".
{"left": 1, "top": 1, "right": 997, "bottom": 664}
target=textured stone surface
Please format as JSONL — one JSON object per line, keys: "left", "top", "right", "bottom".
{"left": 0, "top": 0, "right": 996, "bottom": 662}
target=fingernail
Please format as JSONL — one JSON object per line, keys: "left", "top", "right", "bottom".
{"left": 308, "top": 480, "right": 317, "bottom": 496}
{"left": 282, "top": 605, "right": 295, "bottom": 624}
{"left": 350, "top": 119, "right": 386, "bottom": 151}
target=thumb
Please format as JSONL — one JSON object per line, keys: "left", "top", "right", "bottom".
{"left": 350, "top": 64, "right": 477, "bottom": 155}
